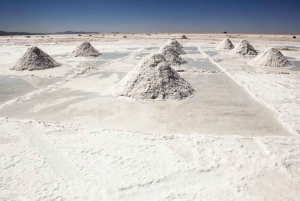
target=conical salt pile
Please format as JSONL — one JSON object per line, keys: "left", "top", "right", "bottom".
{"left": 230, "top": 39, "right": 257, "bottom": 55}
{"left": 11, "top": 46, "right": 61, "bottom": 71}
{"left": 181, "top": 35, "right": 188, "bottom": 39}
{"left": 70, "top": 42, "right": 101, "bottom": 57}
{"left": 163, "top": 38, "right": 186, "bottom": 55}
{"left": 248, "top": 47, "right": 293, "bottom": 67}
{"left": 216, "top": 38, "right": 234, "bottom": 50}
{"left": 158, "top": 46, "right": 187, "bottom": 65}
{"left": 114, "top": 53, "right": 195, "bottom": 100}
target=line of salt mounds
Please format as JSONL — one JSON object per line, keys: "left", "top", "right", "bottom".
{"left": 70, "top": 42, "right": 101, "bottom": 57}
{"left": 11, "top": 46, "right": 61, "bottom": 71}
{"left": 216, "top": 38, "right": 234, "bottom": 50}
{"left": 230, "top": 39, "right": 257, "bottom": 55}
{"left": 114, "top": 53, "right": 195, "bottom": 100}
{"left": 248, "top": 47, "right": 293, "bottom": 67}
{"left": 158, "top": 45, "right": 187, "bottom": 65}
{"left": 164, "top": 38, "right": 186, "bottom": 55}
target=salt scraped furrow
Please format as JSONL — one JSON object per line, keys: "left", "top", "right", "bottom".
{"left": 198, "top": 46, "right": 300, "bottom": 136}
{"left": 0, "top": 47, "right": 145, "bottom": 110}
{"left": 1, "top": 118, "right": 300, "bottom": 200}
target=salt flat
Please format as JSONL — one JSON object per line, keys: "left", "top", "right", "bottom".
{"left": 0, "top": 33, "right": 300, "bottom": 200}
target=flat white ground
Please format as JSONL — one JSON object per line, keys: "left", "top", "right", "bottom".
{"left": 0, "top": 33, "right": 300, "bottom": 200}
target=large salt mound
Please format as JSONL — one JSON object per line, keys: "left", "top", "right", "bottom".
{"left": 70, "top": 42, "right": 101, "bottom": 57}
{"left": 164, "top": 38, "right": 186, "bottom": 55}
{"left": 230, "top": 39, "right": 257, "bottom": 55}
{"left": 114, "top": 53, "right": 195, "bottom": 100}
{"left": 11, "top": 46, "right": 61, "bottom": 71}
{"left": 248, "top": 47, "right": 293, "bottom": 67}
{"left": 158, "top": 46, "right": 187, "bottom": 65}
{"left": 216, "top": 38, "right": 234, "bottom": 50}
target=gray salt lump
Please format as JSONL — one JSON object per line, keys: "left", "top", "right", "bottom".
{"left": 114, "top": 53, "right": 195, "bottom": 100}
{"left": 70, "top": 42, "right": 101, "bottom": 57}
{"left": 248, "top": 48, "right": 293, "bottom": 67}
{"left": 158, "top": 46, "right": 187, "bottom": 66}
{"left": 11, "top": 46, "right": 61, "bottom": 71}
{"left": 163, "top": 38, "right": 186, "bottom": 55}
{"left": 230, "top": 39, "right": 257, "bottom": 56}
{"left": 216, "top": 38, "right": 234, "bottom": 50}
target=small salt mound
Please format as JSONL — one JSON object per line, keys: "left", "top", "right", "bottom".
{"left": 70, "top": 42, "right": 101, "bottom": 57}
{"left": 164, "top": 38, "right": 186, "bottom": 55}
{"left": 158, "top": 46, "right": 187, "bottom": 66}
{"left": 230, "top": 39, "right": 257, "bottom": 55}
{"left": 248, "top": 47, "right": 293, "bottom": 67}
{"left": 114, "top": 53, "right": 195, "bottom": 100}
{"left": 216, "top": 38, "right": 234, "bottom": 50}
{"left": 11, "top": 46, "right": 61, "bottom": 71}
{"left": 181, "top": 35, "right": 188, "bottom": 39}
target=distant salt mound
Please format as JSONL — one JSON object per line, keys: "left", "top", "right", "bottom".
{"left": 181, "top": 35, "right": 188, "bottom": 39}
{"left": 158, "top": 46, "right": 187, "bottom": 65}
{"left": 114, "top": 53, "right": 195, "bottom": 100}
{"left": 164, "top": 38, "right": 186, "bottom": 55}
{"left": 216, "top": 38, "right": 234, "bottom": 50}
{"left": 11, "top": 46, "right": 61, "bottom": 71}
{"left": 248, "top": 47, "right": 293, "bottom": 67}
{"left": 70, "top": 42, "right": 101, "bottom": 57}
{"left": 230, "top": 39, "right": 257, "bottom": 55}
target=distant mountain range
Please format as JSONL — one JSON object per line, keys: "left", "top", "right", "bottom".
{"left": 55, "top": 31, "right": 99, "bottom": 34}
{"left": 0, "top": 31, "right": 99, "bottom": 36}
{"left": 0, "top": 31, "right": 45, "bottom": 36}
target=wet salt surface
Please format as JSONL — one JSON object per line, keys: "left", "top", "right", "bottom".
{"left": 205, "top": 50, "right": 219, "bottom": 57}
{"left": 57, "top": 51, "right": 131, "bottom": 63}
{"left": 136, "top": 52, "right": 150, "bottom": 57}
{"left": 0, "top": 72, "right": 289, "bottom": 136}
{"left": 126, "top": 47, "right": 140, "bottom": 51}
{"left": 289, "top": 60, "right": 300, "bottom": 71}
{"left": 53, "top": 53, "right": 69, "bottom": 58}
{"left": 0, "top": 77, "right": 61, "bottom": 103}
{"left": 78, "top": 59, "right": 107, "bottom": 67}
{"left": 284, "top": 46, "right": 300, "bottom": 50}
{"left": 145, "top": 47, "right": 159, "bottom": 51}
{"left": 184, "top": 47, "right": 200, "bottom": 54}
{"left": 87, "top": 71, "right": 127, "bottom": 80}
{"left": 180, "top": 57, "right": 220, "bottom": 71}
{"left": 100, "top": 52, "right": 131, "bottom": 60}
{"left": 184, "top": 47, "right": 198, "bottom": 51}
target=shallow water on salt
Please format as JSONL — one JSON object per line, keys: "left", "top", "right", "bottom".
{"left": 135, "top": 52, "right": 150, "bottom": 57}
{"left": 145, "top": 47, "right": 159, "bottom": 51}
{"left": 0, "top": 77, "right": 61, "bottom": 103}
{"left": 0, "top": 71, "right": 289, "bottom": 136}
{"left": 100, "top": 52, "right": 131, "bottom": 60}
{"left": 205, "top": 50, "right": 219, "bottom": 57}
{"left": 289, "top": 60, "right": 300, "bottom": 71}
{"left": 178, "top": 57, "right": 220, "bottom": 71}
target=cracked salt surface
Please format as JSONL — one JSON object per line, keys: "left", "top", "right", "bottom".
{"left": 0, "top": 118, "right": 299, "bottom": 201}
